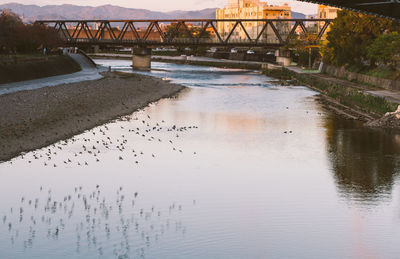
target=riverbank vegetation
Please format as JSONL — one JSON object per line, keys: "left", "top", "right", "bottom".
{"left": 0, "top": 10, "right": 82, "bottom": 83}
{"left": 264, "top": 67, "right": 397, "bottom": 117}
{"left": 0, "top": 10, "right": 61, "bottom": 59}
{"left": 321, "top": 10, "right": 400, "bottom": 80}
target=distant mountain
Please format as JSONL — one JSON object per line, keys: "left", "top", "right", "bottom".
{"left": 0, "top": 3, "right": 217, "bottom": 22}
{"left": 0, "top": 3, "right": 306, "bottom": 22}
{"left": 292, "top": 11, "right": 306, "bottom": 19}
{"left": 166, "top": 9, "right": 218, "bottom": 19}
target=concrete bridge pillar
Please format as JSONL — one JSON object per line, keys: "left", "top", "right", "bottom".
{"left": 132, "top": 47, "right": 152, "bottom": 70}
{"left": 275, "top": 49, "right": 292, "bottom": 67}
{"left": 93, "top": 45, "right": 100, "bottom": 53}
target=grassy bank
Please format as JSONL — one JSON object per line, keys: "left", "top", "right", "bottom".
{"left": 0, "top": 55, "right": 81, "bottom": 84}
{"left": 264, "top": 68, "right": 398, "bottom": 116}
{"left": 346, "top": 66, "right": 400, "bottom": 81}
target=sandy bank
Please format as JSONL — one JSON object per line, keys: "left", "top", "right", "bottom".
{"left": 0, "top": 72, "right": 185, "bottom": 161}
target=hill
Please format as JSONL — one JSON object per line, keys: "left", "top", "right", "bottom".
{"left": 0, "top": 3, "right": 305, "bottom": 22}
{"left": 0, "top": 3, "right": 216, "bottom": 21}
{"left": 292, "top": 11, "right": 306, "bottom": 19}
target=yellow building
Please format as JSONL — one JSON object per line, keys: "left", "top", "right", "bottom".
{"left": 318, "top": 4, "right": 340, "bottom": 19}
{"left": 318, "top": 5, "right": 340, "bottom": 37}
{"left": 216, "top": 0, "right": 291, "bottom": 42}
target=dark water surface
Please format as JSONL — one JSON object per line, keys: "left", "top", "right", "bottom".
{"left": 1, "top": 60, "right": 400, "bottom": 258}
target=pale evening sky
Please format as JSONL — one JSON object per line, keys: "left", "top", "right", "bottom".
{"left": 0, "top": 0, "right": 318, "bottom": 14}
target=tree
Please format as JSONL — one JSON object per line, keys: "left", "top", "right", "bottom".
{"left": 165, "top": 23, "right": 210, "bottom": 40}
{"left": 367, "top": 32, "right": 400, "bottom": 69}
{"left": 0, "top": 10, "right": 62, "bottom": 54}
{"left": 321, "top": 10, "right": 399, "bottom": 69}
{"left": 287, "top": 33, "right": 320, "bottom": 67}
{"left": 0, "top": 10, "right": 24, "bottom": 53}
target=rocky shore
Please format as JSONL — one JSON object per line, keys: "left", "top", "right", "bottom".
{"left": 0, "top": 72, "right": 185, "bottom": 161}
{"left": 366, "top": 105, "right": 400, "bottom": 128}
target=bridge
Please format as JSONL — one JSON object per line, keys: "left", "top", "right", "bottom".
{"left": 297, "top": 0, "right": 400, "bottom": 20}
{"left": 37, "top": 19, "right": 332, "bottom": 47}
{"left": 37, "top": 18, "right": 332, "bottom": 69}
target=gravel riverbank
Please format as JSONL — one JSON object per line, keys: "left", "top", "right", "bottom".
{"left": 0, "top": 72, "right": 185, "bottom": 161}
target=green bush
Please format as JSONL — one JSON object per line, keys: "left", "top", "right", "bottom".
{"left": 367, "top": 32, "right": 400, "bottom": 69}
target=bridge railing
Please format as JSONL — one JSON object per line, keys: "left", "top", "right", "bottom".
{"left": 36, "top": 19, "right": 334, "bottom": 47}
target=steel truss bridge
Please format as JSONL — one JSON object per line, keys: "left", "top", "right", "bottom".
{"left": 36, "top": 19, "right": 333, "bottom": 48}
{"left": 297, "top": 0, "right": 400, "bottom": 20}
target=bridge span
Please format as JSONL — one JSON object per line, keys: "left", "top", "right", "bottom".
{"left": 37, "top": 19, "right": 332, "bottom": 48}
{"left": 37, "top": 18, "right": 332, "bottom": 69}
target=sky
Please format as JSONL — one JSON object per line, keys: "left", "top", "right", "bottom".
{"left": 0, "top": 0, "right": 318, "bottom": 14}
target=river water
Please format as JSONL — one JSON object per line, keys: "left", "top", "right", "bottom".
{"left": 1, "top": 60, "right": 400, "bottom": 258}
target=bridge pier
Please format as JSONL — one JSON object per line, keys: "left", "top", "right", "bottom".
{"left": 93, "top": 45, "right": 100, "bottom": 53}
{"left": 275, "top": 49, "right": 292, "bottom": 67}
{"left": 132, "top": 47, "right": 152, "bottom": 71}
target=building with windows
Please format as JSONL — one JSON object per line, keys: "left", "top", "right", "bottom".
{"left": 318, "top": 4, "right": 340, "bottom": 19}
{"left": 216, "top": 0, "right": 291, "bottom": 42}
{"left": 317, "top": 4, "right": 340, "bottom": 34}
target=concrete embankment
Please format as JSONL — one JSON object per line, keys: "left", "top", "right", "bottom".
{"left": 0, "top": 55, "right": 81, "bottom": 84}
{"left": 0, "top": 72, "right": 185, "bottom": 161}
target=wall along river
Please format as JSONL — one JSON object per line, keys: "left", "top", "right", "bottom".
{"left": 1, "top": 60, "right": 400, "bottom": 258}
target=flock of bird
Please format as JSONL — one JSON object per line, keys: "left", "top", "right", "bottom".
{"left": 5, "top": 106, "right": 322, "bottom": 167}
{"left": 8, "top": 113, "right": 199, "bottom": 168}
{"left": 1, "top": 185, "right": 192, "bottom": 257}
{"left": 1, "top": 112, "right": 200, "bottom": 256}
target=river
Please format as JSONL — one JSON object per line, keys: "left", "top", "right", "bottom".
{"left": 1, "top": 60, "right": 400, "bottom": 258}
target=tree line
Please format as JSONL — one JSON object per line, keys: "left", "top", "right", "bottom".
{"left": 322, "top": 10, "right": 400, "bottom": 70}
{"left": 0, "top": 10, "right": 61, "bottom": 54}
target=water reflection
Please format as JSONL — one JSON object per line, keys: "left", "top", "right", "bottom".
{"left": 325, "top": 115, "right": 400, "bottom": 203}
{"left": 1, "top": 184, "right": 190, "bottom": 258}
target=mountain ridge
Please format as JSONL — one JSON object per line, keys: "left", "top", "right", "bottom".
{"left": 0, "top": 3, "right": 306, "bottom": 22}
